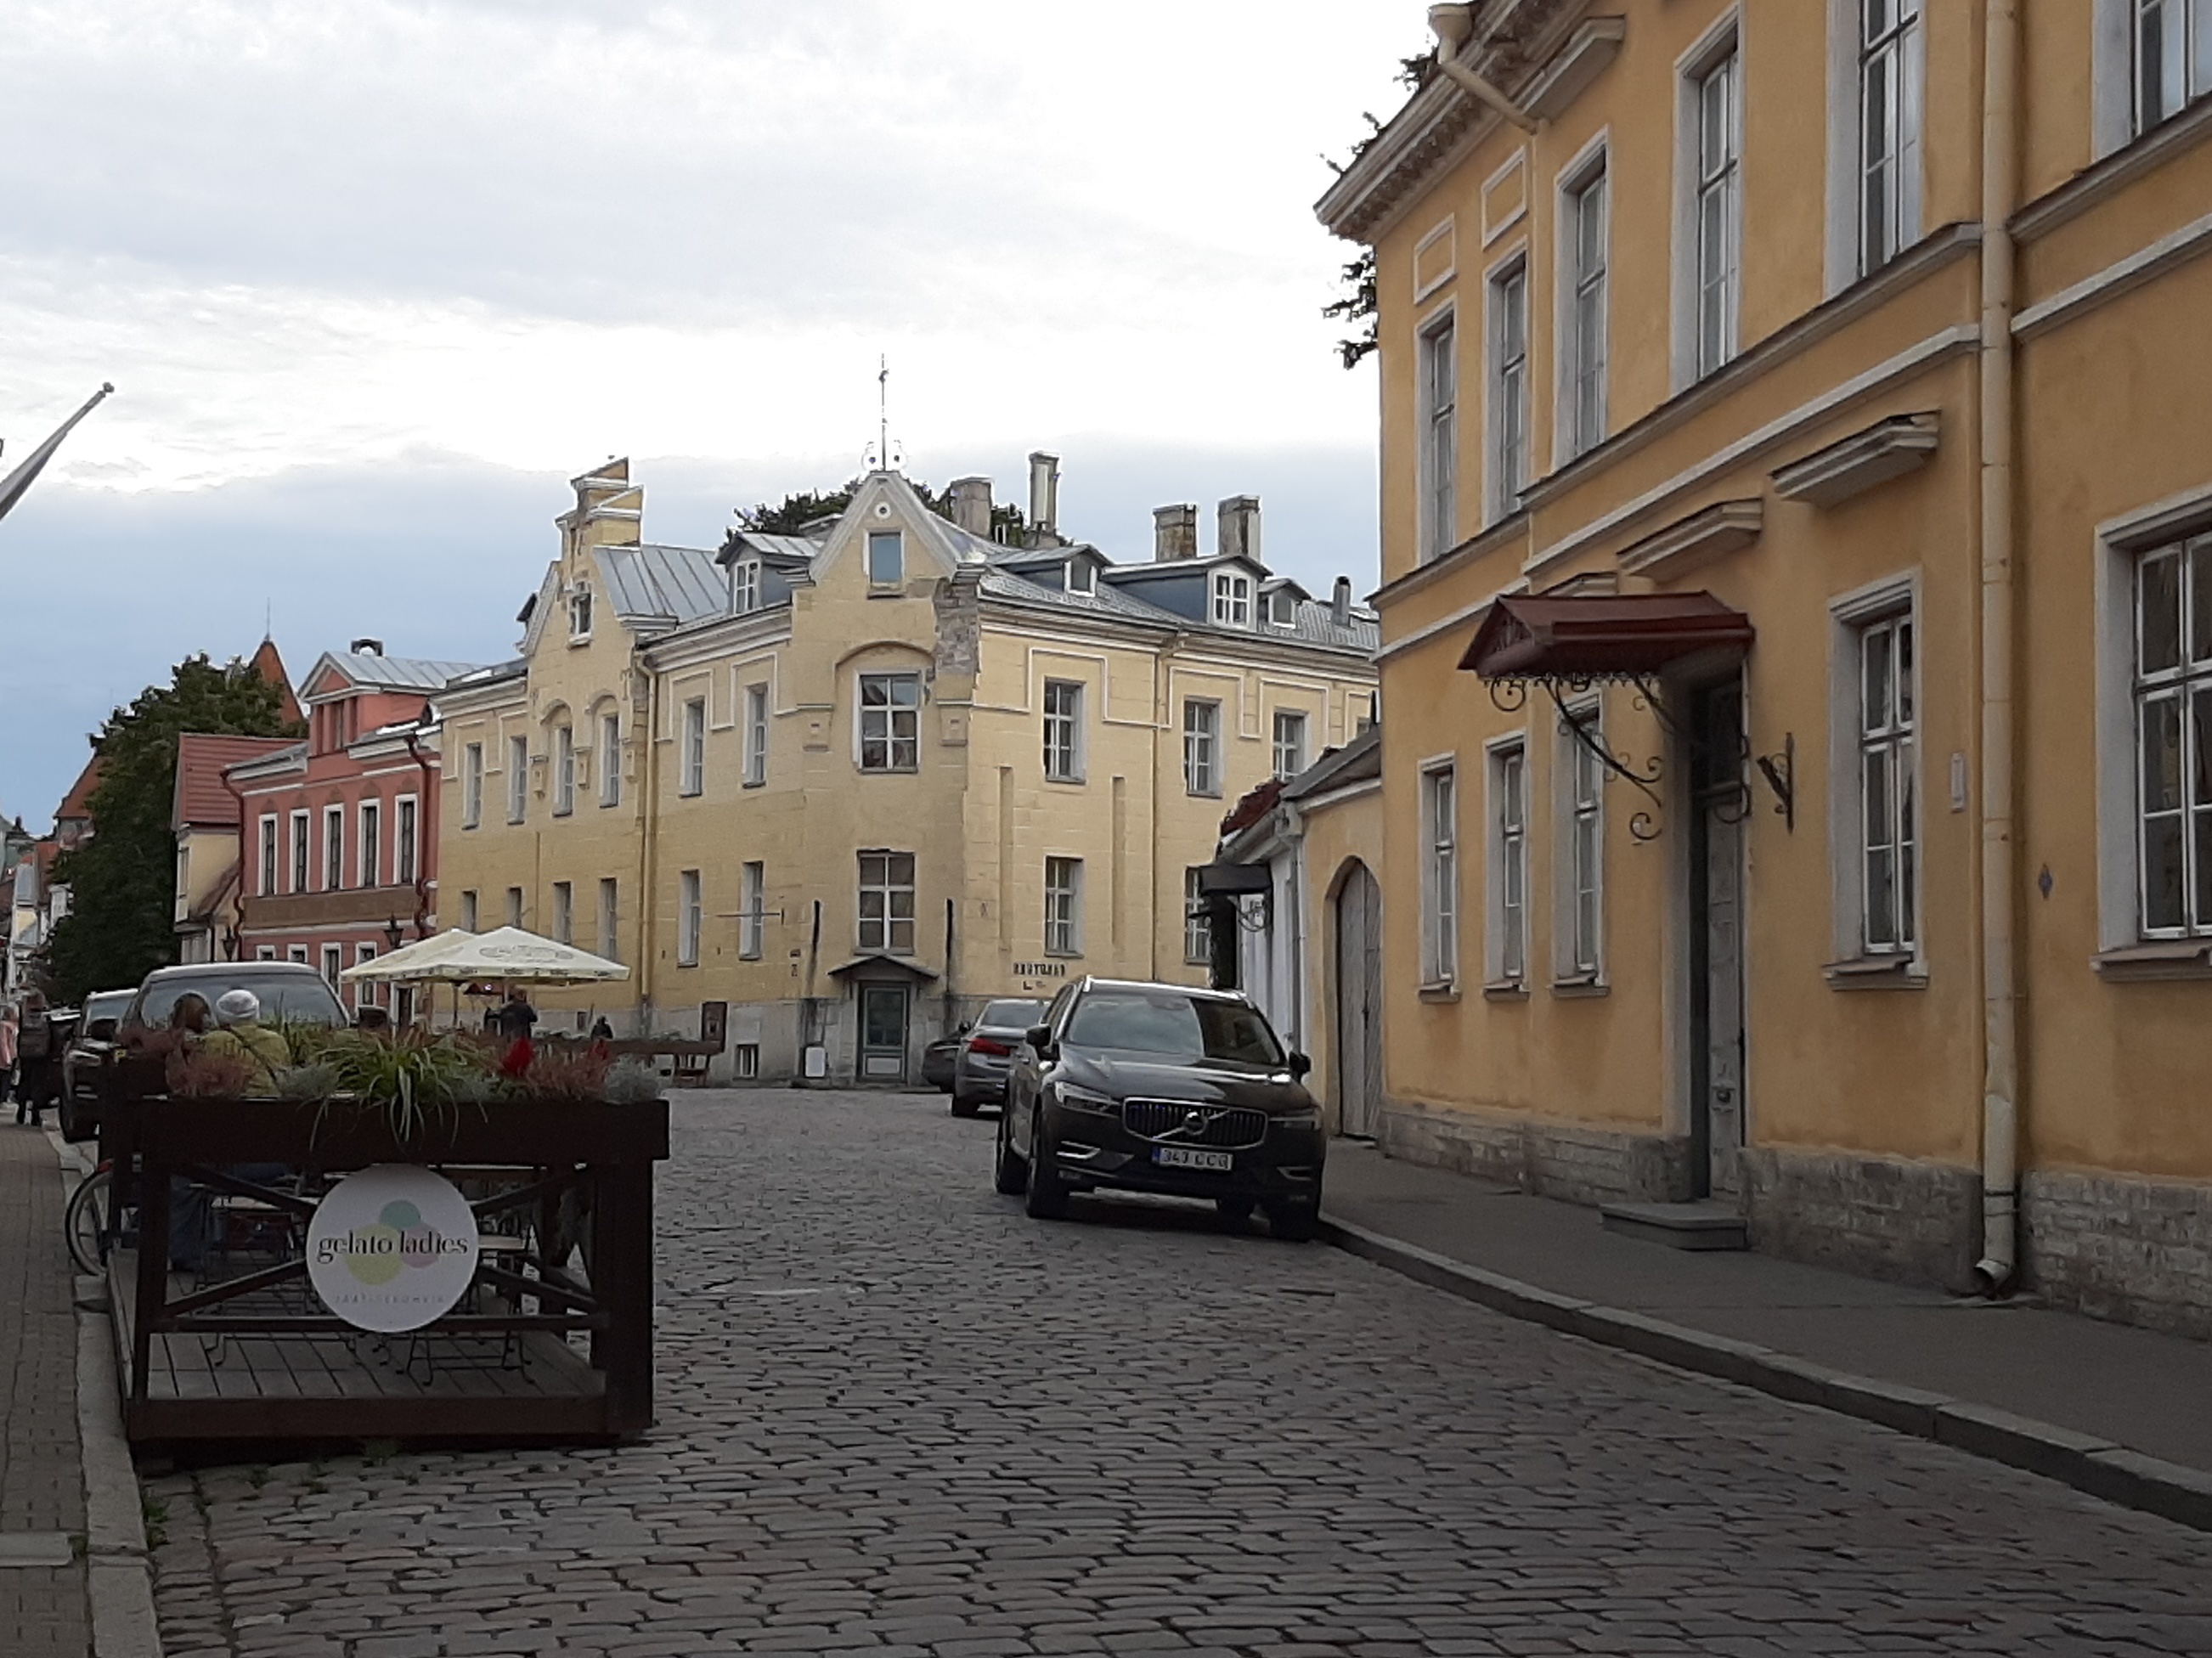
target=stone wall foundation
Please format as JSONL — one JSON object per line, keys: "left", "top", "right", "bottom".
{"left": 2023, "top": 1170, "right": 2212, "bottom": 1340}
{"left": 1738, "top": 1148, "right": 1983, "bottom": 1293}
{"left": 1378, "top": 1097, "right": 1691, "bottom": 1207}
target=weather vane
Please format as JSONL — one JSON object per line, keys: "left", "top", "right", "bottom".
{"left": 863, "top": 355, "right": 903, "bottom": 472}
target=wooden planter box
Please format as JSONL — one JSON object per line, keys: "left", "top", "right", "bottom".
{"left": 100, "top": 1094, "right": 670, "bottom": 1449}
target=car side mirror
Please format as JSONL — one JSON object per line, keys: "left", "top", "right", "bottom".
{"left": 1025, "top": 1024, "right": 1054, "bottom": 1057}
{"left": 1289, "top": 1052, "right": 1312, "bottom": 1080}
{"left": 86, "top": 1018, "right": 117, "bottom": 1042}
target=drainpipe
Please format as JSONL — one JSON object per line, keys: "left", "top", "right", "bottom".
{"left": 402, "top": 728, "right": 437, "bottom": 939}
{"left": 1427, "top": 4, "right": 1540, "bottom": 135}
{"left": 638, "top": 668, "right": 660, "bottom": 1036}
{"left": 1975, "top": 0, "right": 2022, "bottom": 1294}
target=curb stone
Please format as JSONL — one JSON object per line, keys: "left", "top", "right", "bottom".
{"left": 51, "top": 1129, "right": 164, "bottom": 1657}
{"left": 1321, "top": 1213, "right": 2212, "bottom": 1536}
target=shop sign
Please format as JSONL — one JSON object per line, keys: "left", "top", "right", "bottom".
{"left": 306, "top": 1165, "right": 481, "bottom": 1333}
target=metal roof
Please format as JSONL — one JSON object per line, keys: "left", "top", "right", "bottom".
{"left": 976, "top": 569, "right": 1177, "bottom": 629}
{"left": 314, "top": 651, "right": 489, "bottom": 694}
{"left": 595, "top": 543, "right": 726, "bottom": 627}
{"left": 722, "top": 532, "right": 822, "bottom": 567}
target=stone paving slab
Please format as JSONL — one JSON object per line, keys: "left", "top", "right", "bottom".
{"left": 150, "top": 1092, "right": 2212, "bottom": 1656}
{"left": 0, "top": 1120, "right": 90, "bottom": 1653}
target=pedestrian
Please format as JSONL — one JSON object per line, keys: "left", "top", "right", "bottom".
{"left": 200, "top": 990, "right": 291, "bottom": 1097}
{"left": 0, "top": 1003, "right": 16, "bottom": 1111}
{"left": 589, "top": 1016, "right": 613, "bottom": 1040}
{"left": 168, "top": 993, "right": 214, "bottom": 1036}
{"left": 493, "top": 990, "right": 539, "bottom": 1043}
{"left": 14, "top": 990, "right": 52, "bottom": 1126}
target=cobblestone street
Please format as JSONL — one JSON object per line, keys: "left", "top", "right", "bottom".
{"left": 150, "top": 1090, "right": 2212, "bottom": 1657}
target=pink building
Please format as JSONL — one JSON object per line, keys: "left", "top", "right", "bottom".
{"left": 229, "top": 644, "right": 485, "bottom": 1018}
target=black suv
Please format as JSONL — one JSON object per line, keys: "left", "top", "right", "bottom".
{"left": 994, "top": 978, "right": 1324, "bottom": 1240}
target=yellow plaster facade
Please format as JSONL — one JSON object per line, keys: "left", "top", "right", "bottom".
{"left": 1322, "top": 1, "right": 2212, "bottom": 1330}
{"left": 436, "top": 462, "right": 1378, "bottom": 1085}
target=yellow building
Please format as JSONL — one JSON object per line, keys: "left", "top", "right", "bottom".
{"left": 434, "top": 459, "right": 1378, "bottom": 1086}
{"left": 1318, "top": 1, "right": 2212, "bottom": 1331}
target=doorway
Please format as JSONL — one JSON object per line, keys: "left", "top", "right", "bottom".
{"left": 858, "top": 984, "right": 910, "bottom": 1082}
{"left": 1686, "top": 680, "right": 1748, "bottom": 1199}
{"left": 1334, "top": 861, "right": 1384, "bottom": 1138}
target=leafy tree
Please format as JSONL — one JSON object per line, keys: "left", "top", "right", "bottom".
{"left": 1319, "top": 50, "right": 1436, "bottom": 371}
{"left": 44, "top": 655, "right": 301, "bottom": 1001}
{"left": 722, "top": 476, "right": 1026, "bottom": 555}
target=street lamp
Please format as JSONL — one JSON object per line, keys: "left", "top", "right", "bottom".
{"left": 382, "top": 916, "right": 404, "bottom": 952}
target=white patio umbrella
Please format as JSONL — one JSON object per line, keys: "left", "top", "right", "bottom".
{"left": 340, "top": 927, "right": 629, "bottom": 988}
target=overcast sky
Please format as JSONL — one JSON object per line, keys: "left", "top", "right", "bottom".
{"left": 0, "top": 2, "right": 1421, "bottom": 830}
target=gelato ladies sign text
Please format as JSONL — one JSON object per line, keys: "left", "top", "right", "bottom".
{"left": 306, "top": 1165, "right": 481, "bottom": 1333}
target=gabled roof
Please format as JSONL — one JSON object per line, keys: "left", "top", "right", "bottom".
{"left": 303, "top": 651, "right": 488, "bottom": 698}
{"left": 246, "top": 638, "right": 304, "bottom": 726}
{"left": 55, "top": 755, "right": 101, "bottom": 822}
{"left": 719, "top": 531, "right": 826, "bottom": 568}
{"left": 1282, "top": 724, "right": 1382, "bottom": 803}
{"left": 174, "top": 734, "right": 300, "bottom": 828}
{"left": 976, "top": 568, "right": 1177, "bottom": 629}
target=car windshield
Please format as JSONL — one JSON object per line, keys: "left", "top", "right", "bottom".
{"left": 133, "top": 971, "right": 347, "bottom": 1030}
{"left": 1064, "top": 990, "right": 1285, "bottom": 1066}
{"left": 82, "top": 992, "right": 133, "bottom": 1025}
{"left": 977, "top": 999, "right": 1046, "bottom": 1029}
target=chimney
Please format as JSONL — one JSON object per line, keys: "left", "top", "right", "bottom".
{"left": 1027, "top": 452, "right": 1061, "bottom": 542}
{"left": 948, "top": 477, "right": 993, "bottom": 539}
{"left": 351, "top": 637, "right": 384, "bottom": 657}
{"left": 1331, "top": 578, "right": 1353, "bottom": 627}
{"left": 1153, "top": 504, "right": 1199, "bottom": 562}
{"left": 1217, "top": 495, "right": 1262, "bottom": 564}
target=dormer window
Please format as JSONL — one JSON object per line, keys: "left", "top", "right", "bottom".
{"left": 867, "top": 531, "right": 904, "bottom": 587}
{"left": 568, "top": 587, "right": 593, "bottom": 640}
{"left": 1066, "top": 560, "right": 1095, "bottom": 595}
{"left": 1211, "top": 571, "right": 1252, "bottom": 629}
{"left": 1269, "top": 589, "right": 1296, "bottom": 627}
{"left": 732, "top": 559, "right": 762, "bottom": 615}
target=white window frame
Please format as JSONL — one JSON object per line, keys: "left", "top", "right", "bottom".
{"left": 287, "top": 945, "right": 309, "bottom": 966}
{"left": 740, "top": 861, "right": 766, "bottom": 960}
{"left": 354, "top": 945, "right": 380, "bottom": 1008}
{"left": 395, "top": 796, "right": 417, "bottom": 887}
{"left": 290, "top": 810, "right": 310, "bottom": 894}
{"left": 731, "top": 558, "right": 762, "bottom": 614}
{"left": 1419, "top": 305, "right": 1459, "bottom": 563}
{"left": 550, "top": 880, "right": 573, "bottom": 945}
{"left": 680, "top": 696, "right": 707, "bottom": 797}
{"left": 1066, "top": 559, "right": 1096, "bottom": 595}
{"left": 2134, "top": 0, "right": 2212, "bottom": 136}
{"left": 256, "top": 945, "right": 278, "bottom": 962}
{"left": 1272, "top": 709, "right": 1308, "bottom": 780}
{"left": 1858, "top": 613, "right": 1918, "bottom": 955}
{"left": 505, "top": 886, "right": 524, "bottom": 928}
{"left": 1556, "top": 139, "right": 1610, "bottom": 463}
{"left": 734, "top": 1044, "right": 760, "bottom": 1080}
{"left": 320, "top": 943, "right": 342, "bottom": 990}
{"left": 554, "top": 724, "right": 576, "bottom": 815}
{"left": 2130, "top": 533, "right": 2212, "bottom": 938}
{"left": 866, "top": 530, "right": 904, "bottom": 587}
{"left": 1830, "top": 574, "right": 1926, "bottom": 967}
{"left": 1674, "top": 15, "right": 1743, "bottom": 389}
{"left": 359, "top": 799, "right": 381, "bottom": 890}
{"left": 1827, "top": 0, "right": 1926, "bottom": 292}
{"left": 1555, "top": 700, "right": 1606, "bottom": 983}
{"left": 857, "top": 851, "right": 917, "bottom": 955}
{"left": 743, "top": 685, "right": 769, "bottom": 787}
{"left": 507, "top": 734, "right": 528, "bottom": 824}
{"left": 1487, "top": 253, "right": 1531, "bottom": 521}
{"left": 568, "top": 584, "right": 593, "bottom": 641}
{"left": 1182, "top": 698, "right": 1222, "bottom": 798}
{"left": 600, "top": 713, "right": 623, "bottom": 807}
{"left": 857, "top": 673, "right": 921, "bottom": 773}
{"left": 598, "top": 877, "right": 619, "bottom": 962}
{"left": 1043, "top": 856, "right": 1084, "bottom": 956}
{"left": 258, "top": 815, "right": 278, "bottom": 898}
{"left": 461, "top": 742, "right": 483, "bottom": 829}
{"left": 1042, "top": 680, "right": 1084, "bottom": 783}
{"left": 460, "top": 889, "right": 478, "bottom": 933}
{"left": 1210, "top": 571, "right": 1253, "bottom": 629}
{"left": 1419, "top": 760, "right": 1459, "bottom": 989}
{"left": 323, "top": 805, "right": 345, "bottom": 892}
{"left": 1184, "top": 867, "right": 1212, "bottom": 965}
{"left": 1268, "top": 589, "right": 1296, "bottom": 627}
{"left": 677, "top": 870, "right": 702, "bottom": 967}
{"left": 1486, "top": 737, "right": 1530, "bottom": 988}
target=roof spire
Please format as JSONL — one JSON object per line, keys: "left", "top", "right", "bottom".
{"left": 863, "top": 355, "right": 903, "bottom": 473}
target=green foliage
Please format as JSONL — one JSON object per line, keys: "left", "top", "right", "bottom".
{"left": 603, "top": 1058, "right": 662, "bottom": 1105}
{"left": 45, "top": 655, "right": 302, "bottom": 1002}
{"left": 722, "top": 474, "right": 1026, "bottom": 555}
{"left": 1322, "top": 249, "right": 1380, "bottom": 371}
{"left": 307, "top": 1028, "right": 493, "bottom": 1147}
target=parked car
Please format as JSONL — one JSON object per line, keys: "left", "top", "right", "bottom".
{"left": 58, "top": 989, "right": 135, "bottom": 1142}
{"left": 120, "top": 962, "right": 350, "bottom": 1035}
{"left": 921, "top": 1032, "right": 962, "bottom": 1093}
{"left": 993, "top": 978, "right": 1323, "bottom": 1239}
{"left": 949, "top": 997, "right": 1046, "bottom": 1117}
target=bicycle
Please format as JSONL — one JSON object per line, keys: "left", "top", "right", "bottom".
{"left": 64, "top": 1162, "right": 116, "bottom": 1278}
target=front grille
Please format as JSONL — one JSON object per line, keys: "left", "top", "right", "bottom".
{"left": 1121, "top": 1098, "right": 1268, "bottom": 1150}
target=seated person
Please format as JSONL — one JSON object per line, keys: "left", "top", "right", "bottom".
{"left": 169, "top": 992, "right": 213, "bottom": 1037}
{"left": 200, "top": 990, "right": 291, "bottom": 1097}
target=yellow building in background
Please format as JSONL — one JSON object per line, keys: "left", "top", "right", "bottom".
{"left": 1319, "top": 1, "right": 2212, "bottom": 1332}
{"left": 435, "top": 459, "right": 1378, "bottom": 1086}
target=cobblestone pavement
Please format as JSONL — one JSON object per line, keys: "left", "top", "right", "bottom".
{"left": 150, "top": 1090, "right": 2212, "bottom": 1657}
{"left": 0, "top": 1124, "right": 90, "bottom": 1655}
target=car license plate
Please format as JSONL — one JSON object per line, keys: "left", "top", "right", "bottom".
{"left": 1154, "top": 1146, "right": 1233, "bottom": 1173}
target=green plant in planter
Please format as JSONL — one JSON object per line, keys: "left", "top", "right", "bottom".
{"left": 306, "top": 1029, "right": 499, "bottom": 1148}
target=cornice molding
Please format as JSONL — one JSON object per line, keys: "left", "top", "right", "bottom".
{"left": 1771, "top": 413, "right": 1941, "bottom": 508}
{"left": 2013, "top": 95, "right": 2212, "bottom": 244}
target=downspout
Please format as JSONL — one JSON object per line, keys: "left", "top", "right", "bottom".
{"left": 402, "top": 729, "right": 437, "bottom": 939}
{"left": 1427, "top": 4, "right": 1541, "bottom": 135}
{"left": 638, "top": 666, "right": 661, "bottom": 1035}
{"left": 1975, "top": 0, "right": 2022, "bottom": 1294}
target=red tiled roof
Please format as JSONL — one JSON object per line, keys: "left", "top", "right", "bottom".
{"left": 173, "top": 734, "right": 297, "bottom": 828}
{"left": 55, "top": 756, "right": 101, "bottom": 822}
{"left": 1218, "top": 775, "right": 1286, "bottom": 840}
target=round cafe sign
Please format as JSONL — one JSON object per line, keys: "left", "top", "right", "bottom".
{"left": 306, "top": 1165, "right": 481, "bottom": 1333}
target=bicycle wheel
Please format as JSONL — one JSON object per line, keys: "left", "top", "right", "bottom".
{"left": 65, "top": 1167, "right": 113, "bottom": 1279}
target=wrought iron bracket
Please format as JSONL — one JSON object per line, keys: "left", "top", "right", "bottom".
{"left": 1543, "top": 682, "right": 1666, "bottom": 843}
{"left": 1755, "top": 734, "right": 1796, "bottom": 832}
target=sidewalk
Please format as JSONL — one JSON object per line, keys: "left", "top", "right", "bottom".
{"left": 1321, "top": 1142, "right": 2212, "bottom": 1531}
{"left": 0, "top": 1124, "right": 90, "bottom": 1655}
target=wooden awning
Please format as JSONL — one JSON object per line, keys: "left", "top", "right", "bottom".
{"left": 1459, "top": 592, "right": 1755, "bottom": 680}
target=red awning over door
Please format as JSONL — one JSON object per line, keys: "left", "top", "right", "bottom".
{"left": 1459, "top": 592, "right": 1755, "bottom": 680}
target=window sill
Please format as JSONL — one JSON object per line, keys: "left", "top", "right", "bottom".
{"left": 857, "top": 769, "right": 920, "bottom": 778}
{"left": 2092, "top": 940, "right": 2212, "bottom": 982}
{"left": 866, "top": 584, "right": 905, "bottom": 598}
{"left": 1044, "top": 775, "right": 1086, "bottom": 787}
{"left": 1417, "top": 981, "right": 1460, "bottom": 1003}
{"left": 567, "top": 635, "right": 591, "bottom": 647}
{"left": 1823, "top": 953, "right": 1927, "bottom": 990}
{"left": 1482, "top": 979, "right": 1529, "bottom": 1001}
{"left": 741, "top": 779, "right": 765, "bottom": 791}
{"left": 1550, "top": 973, "right": 1609, "bottom": 999}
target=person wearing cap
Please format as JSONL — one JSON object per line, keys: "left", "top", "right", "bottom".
{"left": 200, "top": 990, "right": 291, "bottom": 1097}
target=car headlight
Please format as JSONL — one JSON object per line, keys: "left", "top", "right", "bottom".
{"left": 1273, "top": 1107, "right": 1321, "bottom": 1131}
{"left": 1055, "top": 1085, "right": 1120, "bottom": 1114}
